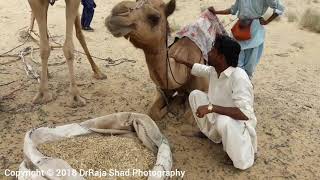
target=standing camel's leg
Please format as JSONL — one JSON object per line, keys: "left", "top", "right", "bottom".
{"left": 148, "top": 90, "right": 168, "bottom": 121}
{"left": 74, "top": 15, "right": 107, "bottom": 79}
{"left": 28, "top": 0, "right": 52, "bottom": 104}
{"left": 64, "top": 0, "right": 86, "bottom": 107}
{"left": 29, "top": 12, "right": 35, "bottom": 31}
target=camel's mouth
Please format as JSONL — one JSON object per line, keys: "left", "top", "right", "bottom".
{"left": 105, "top": 15, "right": 136, "bottom": 37}
{"left": 105, "top": 1, "right": 137, "bottom": 37}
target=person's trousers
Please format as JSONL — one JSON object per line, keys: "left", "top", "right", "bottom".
{"left": 189, "top": 90, "right": 256, "bottom": 170}
{"left": 238, "top": 43, "right": 264, "bottom": 78}
{"left": 81, "top": 0, "right": 95, "bottom": 28}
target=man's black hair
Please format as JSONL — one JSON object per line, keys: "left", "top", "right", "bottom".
{"left": 213, "top": 34, "right": 241, "bottom": 67}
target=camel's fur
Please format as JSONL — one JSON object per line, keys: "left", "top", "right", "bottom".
{"left": 28, "top": 0, "right": 106, "bottom": 107}
{"left": 106, "top": 0, "right": 208, "bottom": 120}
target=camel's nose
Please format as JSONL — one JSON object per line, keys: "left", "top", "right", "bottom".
{"left": 105, "top": 15, "right": 135, "bottom": 37}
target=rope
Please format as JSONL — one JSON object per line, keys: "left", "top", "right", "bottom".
{"left": 0, "top": 31, "right": 30, "bottom": 57}
{"left": 0, "top": 27, "right": 136, "bottom": 67}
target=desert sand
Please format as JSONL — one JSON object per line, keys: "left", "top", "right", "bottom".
{"left": 0, "top": 0, "right": 320, "bottom": 179}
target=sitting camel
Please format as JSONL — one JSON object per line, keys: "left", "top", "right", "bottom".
{"left": 28, "top": 0, "right": 106, "bottom": 107}
{"left": 106, "top": 0, "right": 215, "bottom": 121}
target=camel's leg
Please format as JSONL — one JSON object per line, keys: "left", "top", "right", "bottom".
{"left": 148, "top": 90, "right": 168, "bottom": 121}
{"left": 28, "top": 0, "right": 52, "bottom": 104}
{"left": 64, "top": 0, "right": 86, "bottom": 107}
{"left": 29, "top": 12, "right": 35, "bottom": 31}
{"left": 74, "top": 15, "right": 107, "bottom": 79}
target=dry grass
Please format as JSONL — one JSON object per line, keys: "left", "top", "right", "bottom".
{"left": 300, "top": 8, "right": 320, "bottom": 33}
{"left": 38, "top": 134, "right": 156, "bottom": 180}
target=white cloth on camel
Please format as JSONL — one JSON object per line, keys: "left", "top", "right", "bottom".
{"left": 188, "top": 63, "right": 257, "bottom": 170}
{"left": 176, "top": 10, "right": 228, "bottom": 61}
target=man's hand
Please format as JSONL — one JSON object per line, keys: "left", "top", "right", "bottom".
{"left": 208, "top": 6, "right": 216, "bottom": 14}
{"left": 196, "top": 105, "right": 210, "bottom": 118}
{"left": 259, "top": 17, "right": 268, "bottom": 25}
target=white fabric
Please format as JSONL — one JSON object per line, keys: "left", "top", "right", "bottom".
{"left": 18, "top": 112, "right": 172, "bottom": 180}
{"left": 189, "top": 64, "right": 257, "bottom": 170}
{"left": 191, "top": 63, "right": 257, "bottom": 126}
{"left": 189, "top": 90, "right": 256, "bottom": 170}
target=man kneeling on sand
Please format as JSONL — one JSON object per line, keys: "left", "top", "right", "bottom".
{"left": 173, "top": 35, "right": 257, "bottom": 170}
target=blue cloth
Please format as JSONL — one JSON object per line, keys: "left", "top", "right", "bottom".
{"left": 230, "top": 0, "right": 285, "bottom": 19}
{"left": 230, "top": 0, "right": 285, "bottom": 77}
{"left": 238, "top": 43, "right": 264, "bottom": 78}
{"left": 235, "top": 20, "right": 265, "bottom": 77}
{"left": 81, "top": 0, "right": 96, "bottom": 28}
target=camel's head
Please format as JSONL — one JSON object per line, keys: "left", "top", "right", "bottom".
{"left": 105, "top": 0, "right": 176, "bottom": 50}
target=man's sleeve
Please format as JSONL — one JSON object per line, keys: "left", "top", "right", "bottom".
{"left": 191, "top": 63, "right": 213, "bottom": 78}
{"left": 230, "top": 0, "right": 240, "bottom": 15}
{"left": 231, "top": 74, "right": 255, "bottom": 120}
{"left": 266, "top": 0, "right": 285, "bottom": 15}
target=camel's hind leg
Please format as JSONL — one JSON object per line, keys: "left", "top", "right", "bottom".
{"left": 74, "top": 15, "right": 107, "bottom": 79}
{"left": 63, "top": 0, "right": 86, "bottom": 107}
{"left": 28, "top": 0, "right": 52, "bottom": 104}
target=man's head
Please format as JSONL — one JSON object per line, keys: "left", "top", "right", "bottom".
{"left": 208, "top": 34, "right": 241, "bottom": 68}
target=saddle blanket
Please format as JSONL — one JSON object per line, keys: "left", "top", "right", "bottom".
{"left": 176, "top": 10, "right": 228, "bottom": 61}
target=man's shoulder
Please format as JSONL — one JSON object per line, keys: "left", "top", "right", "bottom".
{"left": 231, "top": 67, "right": 252, "bottom": 84}
{"left": 232, "top": 67, "right": 249, "bottom": 77}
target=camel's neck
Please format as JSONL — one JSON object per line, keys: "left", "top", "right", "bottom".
{"left": 143, "top": 44, "right": 169, "bottom": 88}
{"left": 142, "top": 42, "right": 187, "bottom": 90}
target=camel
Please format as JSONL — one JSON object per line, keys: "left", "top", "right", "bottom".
{"left": 106, "top": 0, "right": 209, "bottom": 121}
{"left": 28, "top": 0, "right": 106, "bottom": 107}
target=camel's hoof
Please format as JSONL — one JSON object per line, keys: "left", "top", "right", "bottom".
{"left": 93, "top": 71, "right": 107, "bottom": 80}
{"left": 70, "top": 95, "right": 86, "bottom": 107}
{"left": 32, "top": 91, "right": 53, "bottom": 104}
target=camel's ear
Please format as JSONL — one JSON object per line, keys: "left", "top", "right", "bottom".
{"left": 165, "top": 0, "right": 176, "bottom": 17}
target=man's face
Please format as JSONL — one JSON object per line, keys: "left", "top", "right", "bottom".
{"left": 208, "top": 46, "right": 222, "bottom": 67}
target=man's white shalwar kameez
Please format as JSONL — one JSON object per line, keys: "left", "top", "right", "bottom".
{"left": 189, "top": 63, "right": 257, "bottom": 170}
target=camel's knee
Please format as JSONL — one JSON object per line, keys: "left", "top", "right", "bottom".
{"left": 63, "top": 44, "right": 74, "bottom": 61}
{"left": 40, "top": 45, "right": 50, "bottom": 60}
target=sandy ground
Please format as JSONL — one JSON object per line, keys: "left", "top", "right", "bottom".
{"left": 0, "top": 0, "right": 320, "bottom": 179}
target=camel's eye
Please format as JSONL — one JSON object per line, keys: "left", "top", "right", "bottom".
{"left": 147, "top": 14, "right": 160, "bottom": 27}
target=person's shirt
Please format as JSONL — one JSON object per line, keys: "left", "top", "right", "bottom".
{"left": 191, "top": 63, "right": 257, "bottom": 126}
{"left": 230, "top": 0, "right": 285, "bottom": 20}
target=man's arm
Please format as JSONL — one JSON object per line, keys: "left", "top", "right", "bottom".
{"left": 208, "top": 7, "right": 232, "bottom": 15}
{"left": 175, "top": 59, "right": 194, "bottom": 69}
{"left": 172, "top": 56, "right": 212, "bottom": 78}
{"left": 259, "top": 13, "right": 279, "bottom": 25}
{"left": 208, "top": 0, "right": 238, "bottom": 15}
{"left": 196, "top": 105, "right": 248, "bottom": 120}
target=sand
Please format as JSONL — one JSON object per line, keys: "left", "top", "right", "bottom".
{"left": 0, "top": 0, "right": 320, "bottom": 179}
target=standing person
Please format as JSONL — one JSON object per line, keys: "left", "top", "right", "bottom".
{"left": 173, "top": 35, "right": 257, "bottom": 170}
{"left": 209, "top": 0, "right": 285, "bottom": 78}
{"left": 81, "top": 0, "right": 96, "bottom": 31}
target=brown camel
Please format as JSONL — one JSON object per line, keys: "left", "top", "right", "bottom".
{"left": 106, "top": 0, "right": 209, "bottom": 121}
{"left": 28, "top": 0, "right": 106, "bottom": 107}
